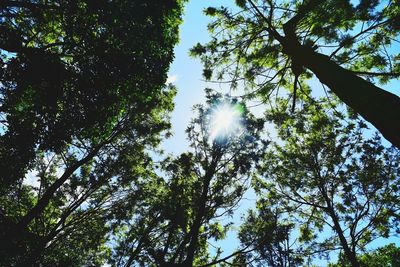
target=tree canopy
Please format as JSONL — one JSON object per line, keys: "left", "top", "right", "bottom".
{"left": 191, "top": 0, "right": 400, "bottom": 148}
{"left": 1, "top": 0, "right": 400, "bottom": 266}
{"left": 243, "top": 98, "right": 400, "bottom": 266}
{"left": 329, "top": 243, "right": 400, "bottom": 267}
{"left": 0, "top": 0, "right": 185, "bottom": 265}
{"left": 110, "top": 93, "right": 267, "bottom": 266}
{"left": 0, "top": 0, "right": 182, "bottom": 189}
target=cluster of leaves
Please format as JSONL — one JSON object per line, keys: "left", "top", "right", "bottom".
{"left": 0, "top": 0, "right": 185, "bottom": 265}
{"left": 195, "top": 0, "right": 400, "bottom": 87}
{"left": 241, "top": 98, "right": 400, "bottom": 266}
{"left": 0, "top": 0, "right": 183, "bottom": 188}
{"left": 329, "top": 243, "right": 400, "bottom": 267}
{"left": 238, "top": 204, "right": 304, "bottom": 266}
{"left": 191, "top": 0, "right": 400, "bottom": 148}
{"left": 109, "top": 92, "right": 268, "bottom": 266}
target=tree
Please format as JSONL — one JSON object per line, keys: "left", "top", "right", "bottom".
{"left": 238, "top": 205, "right": 304, "bottom": 266}
{"left": 0, "top": 0, "right": 185, "bottom": 265}
{"left": 329, "top": 243, "right": 400, "bottom": 267}
{"left": 191, "top": 0, "right": 400, "bottom": 148}
{"left": 109, "top": 92, "right": 267, "bottom": 267}
{"left": 250, "top": 99, "right": 400, "bottom": 266}
{"left": 0, "top": 0, "right": 183, "bottom": 189}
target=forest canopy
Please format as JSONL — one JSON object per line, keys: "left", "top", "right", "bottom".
{"left": 192, "top": 0, "right": 400, "bottom": 148}
{"left": 0, "top": 0, "right": 399, "bottom": 266}
{"left": 0, "top": 0, "right": 184, "bottom": 265}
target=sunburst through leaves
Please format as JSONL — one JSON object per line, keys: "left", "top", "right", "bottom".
{"left": 210, "top": 102, "right": 244, "bottom": 141}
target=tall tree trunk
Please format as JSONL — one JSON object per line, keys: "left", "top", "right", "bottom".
{"left": 325, "top": 201, "right": 359, "bottom": 267}
{"left": 286, "top": 42, "right": 400, "bottom": 149}
{"left": 185, "top": 149, "right": 221, "bottom": 266}
{"left": 261, "top": 0, "right": 400, "bottom": 149}
{"left": 317, "top": 176, "right": 359, "bottom": 267}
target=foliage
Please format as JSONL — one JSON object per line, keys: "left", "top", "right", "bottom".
{"left": 238, "top": 205, "right": 304, "bottom": 266}
{"left": 329, "top": 243, "right": 400, "bottom": 267}
{"left": 0, "top": 0, "right": 185, "bottom": 265}
{"left": 109, "top": 92, "right": 267, "bottom": 267}
{"left": 249, "top": 99, "right": 400, "bottom": 266}
{"left": 192, "top": 0, "right": 400, "bottom": 148}
{"left": 0, "top": 0, "right": 183, "bottom": 189}
{"left": 1, "top": 1, "right": 400, "bottom": 266}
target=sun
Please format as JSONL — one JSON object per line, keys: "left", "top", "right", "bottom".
{"left": 210, "top": 103, "right": 242, "bottom": 140}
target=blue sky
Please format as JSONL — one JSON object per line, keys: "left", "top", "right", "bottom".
{"left": 162, "top": 0, "right": 238, "bottom": 155}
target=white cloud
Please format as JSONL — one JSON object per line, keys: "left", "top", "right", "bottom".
{"left": 166, "top": 74, "right": 178, "bottom": 84}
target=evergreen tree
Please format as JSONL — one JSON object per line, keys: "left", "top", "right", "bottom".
{"left": 191, "top": 0, "right": 400, "bottom": 148}
{"left": 110, "top": 92, "right": 267, "bottom": 267}
{"left": 0, "top": 1, "right": 185, "bottom": 265}
{"left": 246, "top": 99, "right": 400, "bottom": 266}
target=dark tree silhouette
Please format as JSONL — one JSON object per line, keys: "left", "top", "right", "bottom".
{"left": 0, "top": 0, "right": 185, "bottom": 265}
{"left": 0, "top": 0, "right": 182, "bottom": 189}
{"left": 110, "top": 92, "right": 267, "bottom": 267}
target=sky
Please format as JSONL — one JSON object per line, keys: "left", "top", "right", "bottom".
{"left": 163, "top": 0, "right": 400, "bottom": 155}
{"left": 162, "top": 0, "right": 230, "bottom": 155}
{"left": 161, "top": 0, "right": 247, "bottom": 258}
{"left": 161, "top": 0, "right": 400, "bottom": 264}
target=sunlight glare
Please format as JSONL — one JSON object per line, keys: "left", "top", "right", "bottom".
{"left": 210, "top": 103, "right": 242, "bottom": 140}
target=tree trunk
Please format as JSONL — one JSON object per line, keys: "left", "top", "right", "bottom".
{"left": 318, "top": 178, "right": 359, "bottom": 267}
{"left": 326, "top": 204, "right": 360, "bottom": 267}
{"left": 185, "top": 149, "right": 221, "bottom": 266}
{"left": 270, "top": 0, "right": 400, "bottom": 148}
{"left": 0, "top": 139, "right": 111, "bottom": 265}
{"left": 288, "top": 44, "right": 400, "bottom": 148}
